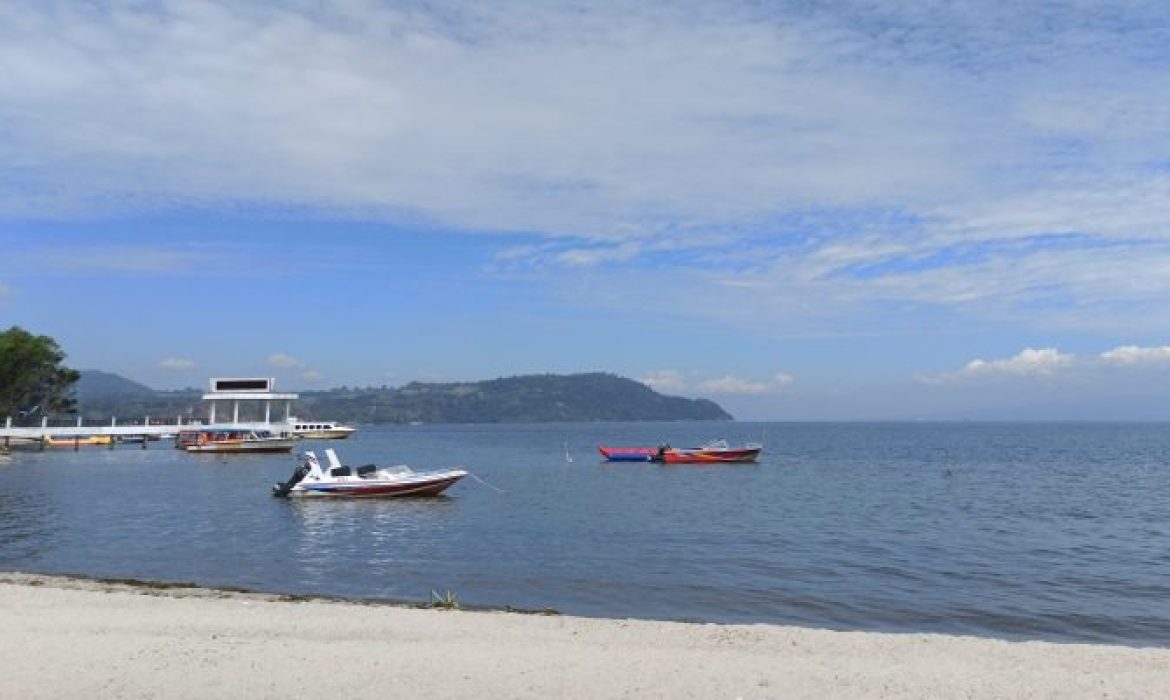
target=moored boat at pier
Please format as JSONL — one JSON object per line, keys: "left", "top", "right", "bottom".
{"left": 178, "top": 428, "right": 298, "bottom": 453}
{"left": 289, "top": 421, "right": 356, "bottom": 440}
{"left": 42, "top": 434, "right": 113, "bottom": 448}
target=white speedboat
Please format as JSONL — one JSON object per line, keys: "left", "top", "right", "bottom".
{"left": 273, "top": 449, "right": 467, "bottom": 498}
{"left": 289, "top": 421, "right": 356, "bottom": 440}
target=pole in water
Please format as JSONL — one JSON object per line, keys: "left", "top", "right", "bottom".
{"left": 564, "top": 441, "right": 573, "bottom": 463}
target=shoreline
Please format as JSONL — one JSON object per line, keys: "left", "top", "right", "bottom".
{"left": 3, "top": 572, "right": 1168, "bottom": 699}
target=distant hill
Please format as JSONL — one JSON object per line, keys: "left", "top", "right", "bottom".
{"left": 72, "top": 371, "right": 732, "bottom": 423}
{"left": 75, "top": 370, "right": 157, "bottom": 399}
{"left": 73, "top": 371, "right": 201, "bottom": 422}
{"left": 298, "top": 373, "right": 732, "bottom": 423}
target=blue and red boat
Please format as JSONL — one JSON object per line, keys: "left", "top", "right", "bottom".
{"left": 599, "top": 439, "right": 762, "bottom": 464}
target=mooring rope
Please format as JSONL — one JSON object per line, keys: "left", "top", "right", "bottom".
{"left": 468, "top": 472, "right": 506, "bottom": 493}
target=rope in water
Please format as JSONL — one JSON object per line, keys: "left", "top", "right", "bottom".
{"left": 467, "top": 472, "right": 506, "bottom": 493}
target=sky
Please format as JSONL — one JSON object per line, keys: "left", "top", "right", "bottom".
{"left": 3, "top": 0, "right": 1170, "bottom": 420}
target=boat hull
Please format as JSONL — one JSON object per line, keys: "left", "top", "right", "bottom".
{"left": 294, "top": 428, "right": 355, "bottom": 440}
{"left": 600, "top": 443, "right": 763, "bottom": 463}
{"left": 662, "top": 447, "right": 761, "bottom": 463}
{"left": 43, "top": 435, "right": 113, "bottom": 448}
{"left": 187, "top": 444, "right": 296, "bottom": 454}
{"left": 288, "top": 471, "right": 467, "bottom": 498}
{"left": 598, "top": 447, "right": 659, "bottom": 462}
{"left": 179, "top": 428, "right": 298, "bottom": 453}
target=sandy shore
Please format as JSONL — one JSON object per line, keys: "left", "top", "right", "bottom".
{"left": 2, "top": 573, "right": 1166, "bottom": 699}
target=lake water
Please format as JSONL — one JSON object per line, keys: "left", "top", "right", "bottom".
{"left": 1, "top": 422, "right": 1168, "bottom": 646}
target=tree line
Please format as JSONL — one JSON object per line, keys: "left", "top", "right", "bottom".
{"left": 0, "top": 326, "right": 79, "bottom": 421}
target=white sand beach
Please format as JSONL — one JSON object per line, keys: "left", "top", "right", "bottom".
{"left": 1, "top": 573, "right": 1166, "bottom": 699}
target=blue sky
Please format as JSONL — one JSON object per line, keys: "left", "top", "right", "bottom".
{"left": 4, "top": 0, "right": 1170, "bottom": 419}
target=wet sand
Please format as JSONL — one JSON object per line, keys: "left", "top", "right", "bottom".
{"left": 1, "top": 572, "right": 1166, "bottom": 699}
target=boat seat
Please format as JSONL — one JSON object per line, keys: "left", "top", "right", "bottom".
{"left": 329, "top": 466, "right": 352, "bottom": 477}
{"left": 356, "top": 464, "right": 377, "bottom": 478}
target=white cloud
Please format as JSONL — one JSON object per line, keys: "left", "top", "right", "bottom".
{"left": 265, "top": 353, "right": 323, "bottom": 384}
{"left": 696, "top": 373, "right": 795, "bottom": 394}
{"left": 640, "top": 370, "right": 688, "bottom": 394}
{"left": 697, "top": 375, "right": 770, "bottom": 394}
{"left": 157, "top": 357, "right": 196, "bottom": 371}
{"left": 4, "top": 2, "right": 1170, "bottom": 335}
{"left": 1100, "top": 345, "right": 1170, "bottom": 366}
{"left": 266, "top": 353, "right": 305, "bottom": 369}
{"left": 642, "top": 370, "right": 794, "bottom": 394}
{"left": 922, "top": 347, "right": 1075, "bottom": 384}
{"left": 555, "top": 243, "right": 643, "bottom": 268}
{"left": 772, "top": 372, "right": 795, "bottom": 388}
{"left": 4, "top": 1, "right": 1163, "bottom": 234}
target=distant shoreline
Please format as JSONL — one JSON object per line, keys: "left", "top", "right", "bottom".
{"left": 2, "top": 571, "right": 1167, "bottom": 699}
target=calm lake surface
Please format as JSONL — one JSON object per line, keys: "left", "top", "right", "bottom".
{"left": 2, "top": 422, "right": 1168, "bottom": 646}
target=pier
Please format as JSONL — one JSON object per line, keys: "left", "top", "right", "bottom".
{"left": 0, "top": 377, "right": 302, "bottom": 450}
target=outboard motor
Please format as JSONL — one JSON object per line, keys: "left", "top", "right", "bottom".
{"left": 272, "top": 463, "right": 311, "bottom": 498}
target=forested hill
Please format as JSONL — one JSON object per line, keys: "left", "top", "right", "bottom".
{"left": 299, "top": 373, "right": 732, "bottom": 423}
{"left": 74, "top": 372, "right": 733, "bottom": 423}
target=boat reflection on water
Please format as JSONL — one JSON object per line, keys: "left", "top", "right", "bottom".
{"left": 285, "top": 488, "right": 462, "bottom": 589}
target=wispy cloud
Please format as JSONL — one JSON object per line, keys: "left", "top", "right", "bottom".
{"left": 266, "top": 353, "right": 323, "bottom": 384}
{"left": 922, "top": 347, "right": 1076, "bottom": 383}
{"left": 3, "top": 1, "right": 1170, "bottom": 334}
{"left": 1100, "top": 345, "right": 1170, "bottom": 366}
{"left": 923, "top": 342, "right": 1170, "bottom": 385}
{"left": 696, "top": 373, "right": 795, "bottom": 394}
{"left": 157, "top": 357, "right": 196, "bottom": 371}
{"left": 266, "top": 353, "right": 306, "bottom": 370}
{"left": 639, "top": 370, "right": 688, "bottom": 394}
{"left": 642, "top": 369, "right": 794, "bottom": 394}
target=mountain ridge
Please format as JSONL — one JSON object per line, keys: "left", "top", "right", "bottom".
{"left": 73, "top": 371, "right": 733, "bottom": 423}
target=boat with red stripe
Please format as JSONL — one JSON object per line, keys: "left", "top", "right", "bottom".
{"left": 599, "top": 439, "right": 762, "bottom": 464}
{"left": 273, "top": 448, "right": 468, "bottom": 498}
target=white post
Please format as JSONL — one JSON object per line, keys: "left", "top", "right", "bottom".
{"left": 264, "top": 400, "right": 271, "bottom": 424}
{"left": 77, "top": 415, "right": 82, "bottom": 427}
{"left": 210, "top": 402, "right": 217, "bottom": 424}
{"left": 5, "top": 416, "right": 10, "bottom": 428}
{"left": 112, "top": 416, "right": 117, "bottom": 427}
{"left": 41, "top": 416, "right": 47, "bottom": 428}
{"left": 233, "top": 400, "right": 239, "bottom": 424}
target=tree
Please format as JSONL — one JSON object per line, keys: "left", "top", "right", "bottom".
{"left": 0, "top": 327, "right": 81, "bottom": 420}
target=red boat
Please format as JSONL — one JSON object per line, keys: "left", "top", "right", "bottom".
{"left": 599, "top": 439, "right": 762, "bottom": 463}
{"left": 661, "top": 439, "right": 762, "bottom": 463}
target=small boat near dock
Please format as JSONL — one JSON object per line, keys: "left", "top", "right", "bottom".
{"left": 273, "top": 448, "right": 468, "bottom": 498}
{"left": 289, "top": 421, "right": 356, "bottom": 440}
{"left": 178, "top": 428, "right": 298, "bottom": 454}
{"left": 42, "top": 435, "right": 114, "bottom": 448}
